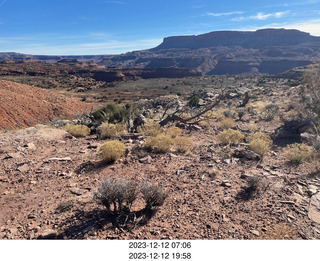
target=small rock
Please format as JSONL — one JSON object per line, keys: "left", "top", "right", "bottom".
{"left": 169, "top": 153, "right": 178, "bottom": 159}
{"left": 26, "top": 143, "right": 36, "bottom": 150}
{"left": 176, "top": 170, "right": 185, "bottom": 175}
{"left": 27, "top": 213, "right": 37, "bottom": 219}
{"left": 48, "top": 157, "right": 72, "bottom": 161}
{"left": 223, "top": 159, "right": 231, "bottom": 164}
{"left": 308, "top": 193, "right": 320, "bottom": 224}
{"left": 222, "top": 180, "right": 232, "bottom": 187}
{"left": 5, "top": 152, "right": 22, "bottom": 159}
{"left": 87, "top": 144, "right": 98, "bottom": 149}
{"left": 69, "top": 188, "right": 86, "bottom": 196}
{"left": 308, "top": 185, "right": 318, "bottom": 196}
{"left": 0, "top": 176, "right": 8, "bottom": 182}
{"left": 250, "top": 230, "right": 260, "bottom": 237}
{"left": 139, "top": 156, "right": 152, "bottom": 164}
{"left": 17, "top": 164, "right": 30, "bottom": 172}
{"left": 39, "top": 229, "right": 57, "bottom": 239}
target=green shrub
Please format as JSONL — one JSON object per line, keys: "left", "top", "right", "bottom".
{"left": 64, "top": 124, "right": 90, "bottom": 137}
{"left": 99, "top": 140, "right": 126, "bottom": 163}
{"left": 92, "top": 102, "right": 129, "bottom": 123}
{"left": 145, "top": 134, "right": 173, "bottom": 153}
{"left": 218, "top": 129, "right": 244, "bottom": 145}
{"left": 188, "top": 95, "right": 200, "bottom": 108}
{"left": 174, "top": 136, "right": 193, "bottom": 153}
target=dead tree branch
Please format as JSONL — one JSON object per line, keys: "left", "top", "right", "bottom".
{"left": 159, "top": 94, "right": 225, "bottom": 126}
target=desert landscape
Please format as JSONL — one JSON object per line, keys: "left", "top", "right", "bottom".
{"left": 1, "top": 33, "right": 320, "bottom": 240}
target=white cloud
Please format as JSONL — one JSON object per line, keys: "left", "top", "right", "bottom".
{"left": 232, "top": 11, "right": 290, "bottom": 21}
{"left": 236, "top": 19, "right": 320, "bottom": 36}
{"left": 204, "top": 11, "right": 244, "bottom": 17}
{"left": 5, "top": 38, "right": 163, "bottom": 55}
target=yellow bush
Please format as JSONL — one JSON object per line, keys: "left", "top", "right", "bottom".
{"left": 97, "top": 122, "right": 126, "bottom": 139}
{"left": 218, "top": 129, "right": 244, "bottom": 145}
{"left": 145, "top": 134, "right": 173, "bottom": 153}
{"left": 174, "top": 136, "right": 193, "bottom": 153}
{"left": 64, "top": 124, "right": 90, "bottom": 137}
{"left": 219, "top": 117, "right": 235, "bottom": 129}
{"left": 99, "top": 140, "right": 126, "bottom": 163}
{"left": 285, "top": 143, "right": 313, "bottom": 165}
{"left": 166, "top": 126, "right": 181, "bottom": 138}
{"left": 248, "top": 132, "right": 272, "bottom": 158}
{"left": 138, "top": 120, "right": 162, "bottom": 137}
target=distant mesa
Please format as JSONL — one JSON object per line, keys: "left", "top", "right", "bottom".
{"left": 1, "top": 28, "right": 320, "bottom": 75}
{"left": 152, "top": 29, "right": 320, "bottom": 50}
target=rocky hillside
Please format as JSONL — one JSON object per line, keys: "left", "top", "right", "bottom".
{"left": 0, "top": 80, "right": 91, "bottom": 130}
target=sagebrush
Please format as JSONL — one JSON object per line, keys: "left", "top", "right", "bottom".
{"left": 99, "top": 140, "right": 126, "bottom": 163}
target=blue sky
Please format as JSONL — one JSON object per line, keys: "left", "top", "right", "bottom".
{"left": 0, "top": 0, "right": 320, "bottom": 55}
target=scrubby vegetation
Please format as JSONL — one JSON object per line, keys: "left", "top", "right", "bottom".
{"left": 64, "top": 124, "right": 90, "bottom": 137}
{"left": 173, "top": 136, "right": 193, "bottom": 153}
{"left": 166, "top": 126, "right": 181, "bottom": 138}
{"left": 93, "top": 178, "right": 138, "bottom": 213}
{"left": 97, "top": 122, "right": 127, "bottom": 139}
{"left": 248, "top": 132, "right": 272, "bottom": 158}
{"left": 145, "top": 134, "right": 173, "bottom": 153}
{"left": 285, "top": 143, "right": 313, "bottom": 165}
{"left": 218, "top": 129, "right": 244, "bottom": 145}
{"left": 92, "top": 102, "right": 131, "bottom": 123}
{"left": 219, "top": 117, "right": 235, "bottom": 129}
{"left": 138, "top": 120, "right": 163, "bottom": 137}
{"left": 98, "top": 140, "right": 126, "bottom": 163}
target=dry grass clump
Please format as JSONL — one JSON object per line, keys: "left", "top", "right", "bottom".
{"left": 218, "top": 129, "right": 244, "bottom": 145}
{"left": 219, "top": 117, "right": 235, "bottom": 129}
{"left": 248, "top": 132, "right": 272, "bottom": 158}
{"left": 257, "top": 223, "right": 297, "bottom": 239}
{"left": 145, "top": 134, "right": 173, "bottom": 153}
{"left": 166, "top": 126, "right": 181, "bottom": 138}
{"left": 97, "top": 122, "right": 126, "bottom": 139}
{"left": 198, "top": 119, "right": 211, "bottom": 129}
{"left": 98, "top": 140, "right": 126, "bottom": 163}
{"left": 138, "top": 120, "right": 162, "bottom": 137}
{"left": 64, "top": 124, "right": 90, "bottom": 137}
{"left": 174, "top": 136, "right": 193, "bottom": 153}
{"left": 285, "top": 143, "right": 313, "bottom": 165}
